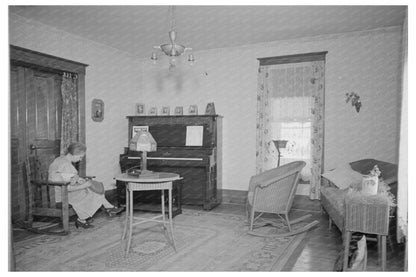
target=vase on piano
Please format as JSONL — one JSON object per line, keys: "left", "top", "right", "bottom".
{"left": 205, "top": 102, "right": 216, "bottom": 115}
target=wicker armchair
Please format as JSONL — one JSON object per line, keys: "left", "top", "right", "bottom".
{"left": 247, "top": 161, "right": 318, "bottom": 237}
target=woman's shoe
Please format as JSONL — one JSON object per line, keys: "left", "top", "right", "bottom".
{"left": 105, "top": 206, "right": 124, "bottom": 217}
{"left": 75, "top": 219, "right": 94, "bottom": 229}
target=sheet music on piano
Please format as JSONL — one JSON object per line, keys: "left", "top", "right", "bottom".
{"left": 185, "top": 126, "right": 203, "bottom": 146}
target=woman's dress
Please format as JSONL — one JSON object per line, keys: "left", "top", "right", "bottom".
{"left": 48, "top": 156, "right": 106, "bottom": 219}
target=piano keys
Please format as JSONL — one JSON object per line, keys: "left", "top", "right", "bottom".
{"left": 127, "top": 157, "right": 203, "bottom": 161}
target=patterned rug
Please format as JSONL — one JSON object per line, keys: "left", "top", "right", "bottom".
{"left": 13, "top": 209, "right": 310, "bottom": 271}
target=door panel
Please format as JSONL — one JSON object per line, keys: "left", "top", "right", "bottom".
{"left": 34, "top": 76, "right": 50, "bottom": 139}
{"left": 10, "top": 68, "right": 18, "bottom": 138}
{"left": 27, "top": 69, "right": 62, "bottom": 172}
{"left": 10, "top": 66, "right": 62, "bottom": 222}
{"left": 10, "top": 66, "right": 27, "bottom": 221}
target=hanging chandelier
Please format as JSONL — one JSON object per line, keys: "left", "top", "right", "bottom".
{"left": 151, "top": 6, "right": 194, "bottom": 70}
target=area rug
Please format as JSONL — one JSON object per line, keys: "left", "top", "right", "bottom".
{"left": 14, "top": 209, "right": 310, "bottom": 271}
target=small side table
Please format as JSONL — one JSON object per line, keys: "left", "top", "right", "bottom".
{"left": 343, "top": 194, "right": 390, "bottom": 271}
{"left": 115, "top": 172, "right": 182, "bottom": 256}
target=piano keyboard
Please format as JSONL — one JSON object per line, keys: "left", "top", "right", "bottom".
{"left": 127, "top": 157, "right": 203, "bottom": 161}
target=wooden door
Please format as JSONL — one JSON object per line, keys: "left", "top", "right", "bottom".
{"left": 10, "top": 65, "right": 62, "bottom": 222}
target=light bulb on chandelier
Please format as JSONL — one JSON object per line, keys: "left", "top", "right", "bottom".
{"left": 150, "top": 6, "right": 195, "bottom": 69}
{"left": 169, "top": 57, "right": 177, "bottom": 71}
{"left": 151, "top": 52, "right": 158, "bottom": 65}
{"left": 188, "top": 53, "right": 195, "bottom": 66}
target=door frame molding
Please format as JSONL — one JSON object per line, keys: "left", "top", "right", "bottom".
{"left": 10, "top": 45, "right": 88, "bottom": 175}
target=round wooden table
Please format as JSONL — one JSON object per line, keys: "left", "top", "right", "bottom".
{"left": 115, "top": 172, "right": 182, "bottom": 256}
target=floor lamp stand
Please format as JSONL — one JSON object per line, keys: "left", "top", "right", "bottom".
{"left": 273, "top": 140, "right": 288, "bottom": 168}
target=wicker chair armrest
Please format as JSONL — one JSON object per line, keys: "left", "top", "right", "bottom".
{"left": 31, "top": 180, "right": 70, "bottom": 187}
{"left": 249, "top": 161, "right": 305, "bottom": 192}
{"left": 252, "top": 171, "right": 298, "bottom": 189}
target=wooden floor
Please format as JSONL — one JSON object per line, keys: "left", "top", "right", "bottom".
{"left": 12, "top": 195, "right": 406, "bottom": 271}
{"left": 210, "top": 195, "right": 406, "bottom": 271}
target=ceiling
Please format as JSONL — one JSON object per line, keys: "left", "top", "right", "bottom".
{"left": 9, "top": 5, "right": 406, "bottom": 59}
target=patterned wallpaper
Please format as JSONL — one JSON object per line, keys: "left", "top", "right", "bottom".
{"left": 9, "top": 13, "right": 403, "bottom": 191}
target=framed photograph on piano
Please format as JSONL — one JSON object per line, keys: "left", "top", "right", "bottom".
{"left": 174, "top": 106, "right": 183, "bottom": 115}
{"left": 135, "top": 103, "right": 145, "bottom": 115}
{"left": 149, "top": 106, "right": 158, "bottom": 115}
{"left": 161, "top": 106, "right": 170, "bottom": 115}
{"left": 189, "top": 105, "right": 198, "bottom": 115}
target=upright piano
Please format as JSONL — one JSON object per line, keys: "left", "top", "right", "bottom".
{"left": 118, "top": 115, "right": 222, "bottom": 212}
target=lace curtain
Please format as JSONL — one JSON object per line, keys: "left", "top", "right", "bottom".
{"left": 60, "top": 72, "right": 79, "bottom": 154}
{"left": 269, "top": 62, "right": 313, "bottom": 181}
{"left": 256, "top": 60, "right": 325, "bottom": 200}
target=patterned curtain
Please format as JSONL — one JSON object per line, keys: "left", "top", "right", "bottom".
{"left": 256, "top": 66, "right": 273, "bottom": 173}
{"left": 309, "top": 61, "right": 325, "bottom": 200}
{"left": 60, "top": 73, "right": 79, "bottom": 155}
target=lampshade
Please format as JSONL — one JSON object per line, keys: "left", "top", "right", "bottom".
{"left": 272, "top": 140, "right": 288, "bottom": 150}
{"left": 129, "top": 130, "right": 157, "bottom": 177}
{"left": 129, "top": 130, "right": 157, "bottom": 152}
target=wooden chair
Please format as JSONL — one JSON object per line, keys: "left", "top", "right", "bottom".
{"left": 24, "top": 155, "right": 76, "bottom": 235}
{"left": 247, "top": 161, "right": 319, "bottom": 237}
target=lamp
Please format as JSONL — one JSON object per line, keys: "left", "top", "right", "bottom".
{"left": 272, "top": 140, "right": 288, "bottom": 167}
{"left": 151, "top": 6, "right": 194, "bottom": 70}
{"left": 129, "top": 130, "right": 157, "bottom": 177}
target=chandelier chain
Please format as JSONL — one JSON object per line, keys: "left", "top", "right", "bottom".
{"left": 170, "top": 6, "right": 176, "bottom": 32}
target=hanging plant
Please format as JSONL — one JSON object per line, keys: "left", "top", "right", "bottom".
{"left": 345, "top": 92, "right": 362, "bottom": 113}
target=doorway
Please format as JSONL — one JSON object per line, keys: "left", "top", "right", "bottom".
{"left": 9, "top": 45, "right": 87, "bottom": 222}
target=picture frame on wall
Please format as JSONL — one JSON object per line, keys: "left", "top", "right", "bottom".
{"left": 149, "top": 107, "right": 158, "bottom": 115}
{"left": 161, "top": 106, "right": 170, "bottom": 115}
{"left": 91, "top": 98, "right": 104, "bottom": 122}
{"left": 189, "top": 105, "right": 198, "bottom": 115}
{"left": 135, "top": 103, "right": 145, "bottom": 115}
{"left": 174, "top": 106, "right": 183, "bottom": 115}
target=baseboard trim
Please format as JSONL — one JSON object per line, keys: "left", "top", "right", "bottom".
{"left": 105, "top": 187, "right": 310, "bottom": 207}
{"left": 220, "top": 184, "right": 310, "bottom": 205}
{"left": 220, "top": 189, "right": 247, "bottom": 205}
{"left": 106, "top": 188, "right": 248, "bottom": 206}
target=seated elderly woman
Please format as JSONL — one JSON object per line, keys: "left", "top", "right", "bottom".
{"left": 48, "top": 142, "right": 122, "bottom": 229}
